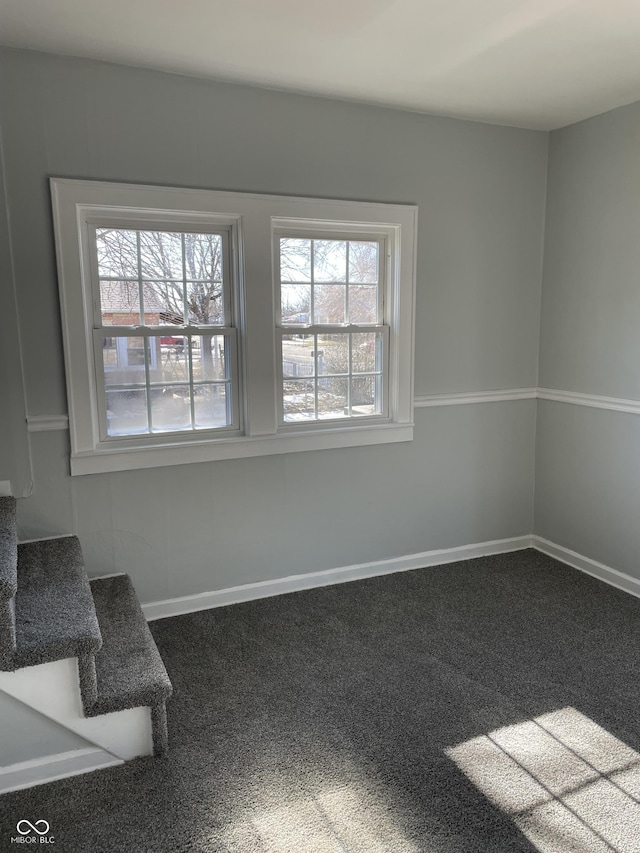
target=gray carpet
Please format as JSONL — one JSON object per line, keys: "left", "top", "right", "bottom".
{"left": 87, "top": 575, "right": 173, "bottom": 755}
{"left": 9, "top": 537, "right": 102, "bottom": 670}
{"left": 0, "top": 498, "right": 17, "bottom": 669}
{"left": 0, "top": 498, "right": 17, "bottom": 599}
{"left": 2, "top": 549, "right": 640, "bottom": 852}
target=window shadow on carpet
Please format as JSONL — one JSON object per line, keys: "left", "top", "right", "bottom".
{"left": 447, "top": 706, "right": 640, "bottom": 852}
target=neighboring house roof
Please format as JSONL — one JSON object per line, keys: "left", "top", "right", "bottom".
{"left": 100, "top": 281, "right": 172, "bottom": 315}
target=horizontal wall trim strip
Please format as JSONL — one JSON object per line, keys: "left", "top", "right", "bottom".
{"left": 142, "top": 535, "right": 534, "bottom": 620}
{"left": 536, "top": 388, "right": 640, "bottom": 415}
{"left": 27, "top": 415, "right": 69, "bottom": 432}
{"left": 0, "top": 747, "right": 122, "bottom": 794}
{"left": 29, "top": 388, "right": 640, "bottom": 433}
{"left": 414, "top": 388, "right": 537, "bottom": 406}
{"left": 532, "top": 536, "right": 640, "bottom": 600}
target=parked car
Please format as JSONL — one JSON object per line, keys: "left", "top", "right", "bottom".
{"left": 160, "top": 335, "right": 185, "bottom": 348}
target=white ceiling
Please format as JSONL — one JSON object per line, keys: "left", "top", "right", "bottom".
{"left": 1, "top": 0, "right": 640, "bottom": 129}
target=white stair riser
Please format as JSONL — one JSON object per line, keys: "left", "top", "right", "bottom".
{"left": 0, "top": 658, "right": 153, "bottom": 760}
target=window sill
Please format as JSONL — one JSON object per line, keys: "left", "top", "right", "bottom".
{"left": 69, "top": 423, "right": 414, "bottom": 475}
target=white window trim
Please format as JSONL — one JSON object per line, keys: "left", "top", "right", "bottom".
{"left": 50, "top": 179, "right": 417, "bottom": 475}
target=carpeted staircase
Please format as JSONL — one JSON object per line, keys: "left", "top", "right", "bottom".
{"left": 0, "top": 495, "right": 172, "bottom": 769}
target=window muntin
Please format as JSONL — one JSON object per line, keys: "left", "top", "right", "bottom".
{"left": 277, "top": 236, "right": 387, "bottom": 424}
{"left": 96, "top": 228, "right": 226, "bottom": 325}
{"left": 280, "top": 331, "right": 386, "bottom": 422}
{"left": 91, "top": 226, "right": 237, "bottom": 439}
{"left": 279, "top": 238, "right": 381, "bottom": 325}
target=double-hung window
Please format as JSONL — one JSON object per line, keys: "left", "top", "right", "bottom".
{"left": 94, "top": 225, "right": 239, "bottom": 439}
{"left": 51, "top": 180, "right": 417, "bottom": 474}
{"left": 276, "top": 231, "right": 388, "bottom": 425}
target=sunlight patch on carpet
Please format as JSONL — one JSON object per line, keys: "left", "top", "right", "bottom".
{"left": 446, "top": 706, "right": 640, "bottom": 852}
{"left": 223, "top": 779, "right": 419, "bottom": 853}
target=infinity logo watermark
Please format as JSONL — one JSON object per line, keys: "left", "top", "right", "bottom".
{"left": 17, "top": 822, "right": 50, "bottom": 836}
{"left": 11, "top": 820, "right": 54, "bottom": 844}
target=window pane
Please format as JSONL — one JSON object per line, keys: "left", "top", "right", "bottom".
{"left": 102, "top": 337, "right": 234, "bottom": 435}
{"left": 191, "top": 335, "right": 228, "bottom": 381}
{"left": 348, "top": 241, "right": 379, "bottom": 283}
{"left": 150, "top": 385, "right": 192, "bottom": 432}
{"left": 149, "top": 337, "right": 189, "bottom": 384}
{"left": 282, "top": 335, "right": 315, "bottom": 378}
{"left": 102, "top": 336, "right": 146, "bottom": 384}
{"left": 96, "top": 228, "right": 138, "bottom": 278}
{"left": 183, "top": 233, "right": 223, "bottom": 281}
{"left": 283, "top": 379, "right": 315, "bottom": 421}
{"left": 352, "top": 332, "right": 383, "bottom": 373}
{"left": 280, "top": 238, "right": 311, "bottom": 282}
{"left": 318, "top": 334, "right": 349, "bottom": 376}
{"left": 138, "top": 231, "right": 183, "bottom": 279}
{"left": 351, "top": 375, "right": 382, "bottom": 416}
{"left": 105, "top": 388, "right": 149, "bottom": 436}
{"left": 141, "top": 281, "right": 184, "bottom": 324}
{"left": 314, "top": 240, "right": 346, "bottom": 282}
{"left": 318, "top": 377, "right": 348, "bottom": 419}
{"left": 279, "top": 328, "right": 383, "bottom": 422}
{"left": 100, "top": 280, "right": 141, "bottom": 326}
{"left": 349, "top": 285, "right": 378, "bottom": 324}
{"left": 281, "top": 284, "right": 311, "bottom": 324}
{"left": 186, "top": 281, "right": 224, "bottom": 325}
{"left": 314, "top": 284, "right": 345, "bottom": 324}
{"left": 194, "top": 384, "right": 230, "bottom": 429}
{"left": 97, "top": 230, "right": 226, "bottom": 323}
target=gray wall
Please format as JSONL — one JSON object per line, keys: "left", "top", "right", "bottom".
{"left": 0, "top": 127, "right": 31, "bottom": 498}
{"left": 535, "top": 101, "right": 640, "bottom": 578}
{"left": 0, "top": 48, "right": 547, "bottom": 603}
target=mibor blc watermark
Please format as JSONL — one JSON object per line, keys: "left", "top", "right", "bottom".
{"left": 10, "top": 820, "right": 55, "bottom": 844}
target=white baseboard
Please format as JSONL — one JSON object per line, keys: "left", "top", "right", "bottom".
{"left": 0, "top": 747, "right": 122, "bottom": 794}
{"left": 142, "top": 535, "right": 534, "bottom": 620}
{"left": 532, "top": 536, "right": 640, "bottom": 600}
{"left": 141, "top": 533, "right": 640, "bottom": 622}
{"left": 19, "top": 533, "right": 75, "bottom": 545}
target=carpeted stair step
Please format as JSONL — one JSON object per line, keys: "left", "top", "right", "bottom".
{"left": 0, "top": 497, "right": 18, "bottom": 668}
{"left": 87, "top": 574, "right": 173, "bottom": 756}
{"left": 9, "top": 536, "right": 102, "bottom": 673}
